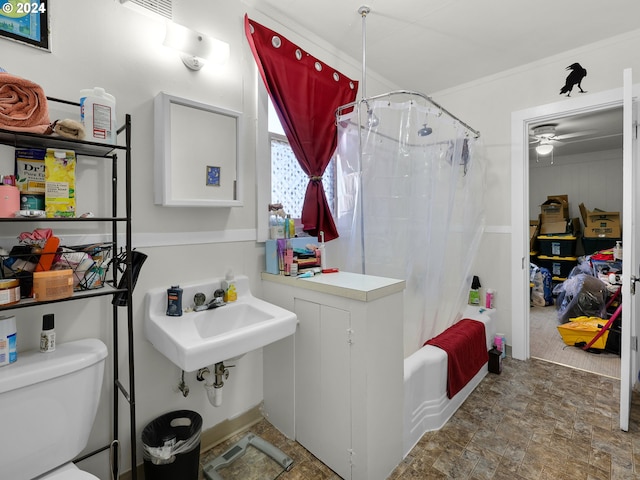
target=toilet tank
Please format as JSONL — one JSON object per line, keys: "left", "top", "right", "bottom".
{"left": 0, "top": 338, "right": 108, "bottom": 480}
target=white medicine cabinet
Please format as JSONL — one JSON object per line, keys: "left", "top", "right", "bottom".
{"left": 153, "top": 92, "right": 244, "bottom": 207}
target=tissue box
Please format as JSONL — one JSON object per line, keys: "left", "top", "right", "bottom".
{"left": 265, "top": 237, "right": 317, "bottom": 274}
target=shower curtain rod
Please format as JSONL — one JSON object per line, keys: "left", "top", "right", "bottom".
{"left": 335, "top": 89, "right": 481, "bottom": 138}
{"left": 338, "top": 118, "right": 472, "bottom": 151}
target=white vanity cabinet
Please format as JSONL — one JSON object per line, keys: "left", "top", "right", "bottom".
{"left": 261, "top": 272, "right": 405, "bottom": 480}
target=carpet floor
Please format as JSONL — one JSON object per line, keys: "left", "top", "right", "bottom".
{"left": 530, "top": 305, "right": 620, "bottom": 379}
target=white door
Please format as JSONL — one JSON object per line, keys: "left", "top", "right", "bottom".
{"left": 620, "top": 68, "right": 640, "bottom": 431}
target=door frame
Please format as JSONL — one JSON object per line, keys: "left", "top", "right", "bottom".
{"left": 511, "top": 87, "right": 625, "bottom": 361}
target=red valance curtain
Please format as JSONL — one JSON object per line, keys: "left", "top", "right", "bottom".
{"left": 244, "top": 14, "right": 358, "bottom": 241}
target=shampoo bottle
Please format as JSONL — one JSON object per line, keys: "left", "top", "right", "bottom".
{"left": 284, "top": 214, "right": 292, "bottom": 239}
{"left": 166, "top": 285, "right": 183, "bottom": 316}
{"left": 222, "top": 270, "right": 237, "bottom": 302}
{"left": 40, "top": 313, "right": 55, "bottom": 353}
{"left": 468, "top": 275, "right": 481, "bottom": 306}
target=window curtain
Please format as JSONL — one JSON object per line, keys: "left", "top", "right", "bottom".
{"left": 244, "top": 14, "right": 358, "bottom": 241}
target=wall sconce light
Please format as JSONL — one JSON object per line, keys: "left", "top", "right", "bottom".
{"left": 163, "top": 21, "right": 230, "bottom": 71}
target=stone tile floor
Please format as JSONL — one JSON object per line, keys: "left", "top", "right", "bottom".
{"left": 200, "top": 357, "right": 640, "bottom": 479}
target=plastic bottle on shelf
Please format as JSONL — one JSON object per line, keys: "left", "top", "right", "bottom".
{"left": 40, "top": 313, "right": 55, "bottom": 353}
{"left": 268, "top": 204, "right": 285, "bottom": 239}
{"left": 614, "top": 241, "right": 622, "bottom": 261}
{"left": 80, "top": 87, "right": 117, "bottom": 144}
{"left": 485, "top": 289, "right": 494, "bottom": 309}
{"left": 284, "top": 214, "right": 295, "bottom": 238}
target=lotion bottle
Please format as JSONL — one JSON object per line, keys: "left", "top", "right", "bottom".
{"left": 40, "top": 313, "right": 55, "bottom": 353}
{"left": 319, "top": 231, "right": 327, "bottom": 270}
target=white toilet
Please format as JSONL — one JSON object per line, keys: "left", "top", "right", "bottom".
{"left": 0, "top": 338, "right": 108, "bottom": 479}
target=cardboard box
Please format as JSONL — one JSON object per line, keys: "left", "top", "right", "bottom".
{"left": 33, "top": 270, "right": 74, "bottom": 301}
{"left": 579, "top": 203, "right": 621, "bottom": 238}
{"left": 547, "top": 194, "right": 568, "bottom": 211}
{"left": 539, "top": 221, "right": 567, "bottom": 235}
{"left": 538, "top": 217, "right": 580, "bottom": 236}
{"left": 540, "top": 195, "right": 569, "bottom": 222}
{"left": 529, "top": 220, "right": 539, "bottom": 252}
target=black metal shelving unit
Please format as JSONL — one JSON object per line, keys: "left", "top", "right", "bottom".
{"left": 0, "top": 100, "right": 137, "bottom": 479}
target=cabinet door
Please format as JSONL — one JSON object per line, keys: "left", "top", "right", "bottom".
{"left": 295, "top": 298, "right": 351, "bottom": 479}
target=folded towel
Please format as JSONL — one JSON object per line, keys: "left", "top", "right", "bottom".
{"left": 52, "top": 119, "right": 85, "bottom": 140}
{"left": 0, "top": 72, "right": 50, "bottom": 134}
{"left": 425, "top": 319, "right": 488, "bottom": 399}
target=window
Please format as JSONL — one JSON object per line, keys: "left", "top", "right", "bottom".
{"left": 256, "top": 83, "right": 338, "bottom": 241}
{"left": 268, "top": 99, "right": 336, "bottom": 219}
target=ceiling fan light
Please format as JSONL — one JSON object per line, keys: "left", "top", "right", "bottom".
{"left": 536, "top": 143, "right": 554, "bottom": 155}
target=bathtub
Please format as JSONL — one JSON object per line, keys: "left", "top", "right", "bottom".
{"left": 403, "top": 305, "right": 496, "bottom": 457}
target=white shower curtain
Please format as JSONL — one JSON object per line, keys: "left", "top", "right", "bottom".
{"left": 335, "top": 96, "right": 486, "bottom": 357}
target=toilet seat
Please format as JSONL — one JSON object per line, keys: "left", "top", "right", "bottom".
{"left": 36, "top": 462, "right": 100, "bottom": 480}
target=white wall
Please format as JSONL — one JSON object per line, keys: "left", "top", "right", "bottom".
{"left": 0, "top": 1, "right": 393, "bottom": 477}
{"left": 529, "top": 149, "right": 623, "bottom": 221}
{"left": 431, "top": 28, "right": 640, "bottom": 350}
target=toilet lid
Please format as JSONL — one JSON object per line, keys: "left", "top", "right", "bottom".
{"left": 37, "top": 463, "right": 100, "bottom": 480}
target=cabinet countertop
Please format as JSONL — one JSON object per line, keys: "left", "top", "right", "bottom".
{"left": 261, "top": 271, "right": 405, "bottom": 302}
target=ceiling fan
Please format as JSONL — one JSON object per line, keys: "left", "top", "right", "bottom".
{"left": 528, "top": 123, "right": 596, "bottom": 157}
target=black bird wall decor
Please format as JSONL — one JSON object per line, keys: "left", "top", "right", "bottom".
{"left": 559, "top": 63, "right": 587, "bottom": 97}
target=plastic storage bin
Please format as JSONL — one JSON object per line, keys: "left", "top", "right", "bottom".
{"left": 582, "top": 237, "right": 620, "bottom": 256}
{"left": 536, "top": 255, "right": 577, "bottom": 279}
{"left": 537, "top": 235, "right": 577, "bottom": 257}
{"left": 142, "top": 410, "right": 202, "bottom": 480}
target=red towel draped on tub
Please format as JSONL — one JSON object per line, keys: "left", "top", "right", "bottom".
{"left": 425, "top": 319, "right": 488, "bottom": 399}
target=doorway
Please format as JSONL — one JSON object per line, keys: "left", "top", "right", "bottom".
{"left": 528, "top": 108, "right": 623, "bottom": 377}
{"left": 510, "top": 87, "right": 626, "bottom": 364}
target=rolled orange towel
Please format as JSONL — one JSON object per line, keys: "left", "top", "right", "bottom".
{"left": 0, "top": 72, "right": 50, "bottom": 134}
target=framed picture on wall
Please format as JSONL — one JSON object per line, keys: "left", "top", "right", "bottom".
{"left": 0, "top": 0, "right": 50, "bottom": 51}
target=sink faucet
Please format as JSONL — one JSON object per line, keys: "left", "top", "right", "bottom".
{"left": 209, "top": 289, "right": 226, "bottom": 308}
{"left": 193, "top": 289, "right": 226, "bottom": 311}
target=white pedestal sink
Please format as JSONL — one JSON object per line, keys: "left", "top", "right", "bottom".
{"left": 144, "top": 275, "right": 297, "bottom": 372}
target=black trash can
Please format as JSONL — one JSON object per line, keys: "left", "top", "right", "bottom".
{"left": 142, "top": 410, "right": 203, "bottom": 480}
